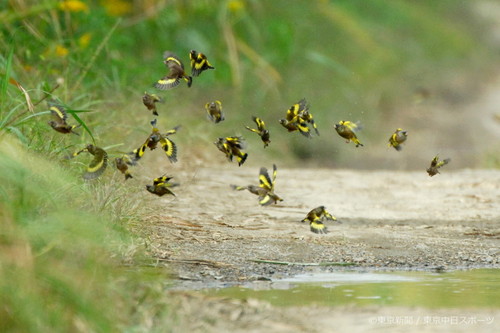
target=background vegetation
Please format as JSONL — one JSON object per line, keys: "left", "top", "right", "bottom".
{"left": 1, "top": 0, "right": 499, "bottom": 331}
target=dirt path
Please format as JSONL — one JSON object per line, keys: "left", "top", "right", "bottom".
{"left": 143, "top": 166, "right": 499, "bottom": 281}
{"left": 138, "top": 165, "right": 499, "bottom": 332}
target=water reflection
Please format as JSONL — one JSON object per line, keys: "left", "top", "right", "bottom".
{"left": 203, "top": 269, "right": 500, "bottom": 309}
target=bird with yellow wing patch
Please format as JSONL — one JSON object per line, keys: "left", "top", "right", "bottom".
{"left": 388, "top": 128, "right": 408, "bottom": 151}
{"left": 301, "top": 206, "right": 338, "bottom": 234}
{"left": 214, "top": 136, "right": 248, "bottom": 166}
{"left": 130, "top": 119, "right": 180, "bottom": 164}
{"left": 246, "top": 116, "right": 270, "bottom": 148}
{"left": 72, "top": 144, "right": 108, "bottom": 180}
{"left": 334, "top": 120, "right": 364, "bottom": 147}
{"left": 47, "top": 101, "right": 80, "bottom": 135}
{"left": 279, "top": 98, "right": 316, "bottom": 138}
{"left": 154, "top": 51, "right": 192, "bottom": 90}
{"left": 427, "top": 155, "right": 450, "bottom": 177}
{"left": 189, "top": 50, "right": 215, "bottom": 77}
{"left": 146, "top": 175, "right": 179, "bottom": 197}
{"left": 205, "top": 100, "right": 225, "bottom": 123}
{"left": 231, "top": 164, "right": 283, "bottom": 206}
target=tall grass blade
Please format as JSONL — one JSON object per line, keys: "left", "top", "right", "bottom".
{"left": 1, "top": 46, "right": 14, "bottom": 110}
{"left": 67, "top": 109, "right": 95, "bottom": 143}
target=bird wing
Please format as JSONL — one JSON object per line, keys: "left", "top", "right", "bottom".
{"left": 253, "top": 116, "right": 266, "bottom": 131}
{"left": 430, "top": 156, "right": 439, "bottom": 168}
{"left": 83, "top": 147, "right": 108, "bottom": 180}
{"left": 310, "top": 221, "right": 328, "bottom": 234}
{"left": 271, "top": 164, "right": 278, "bottom": 188}
{"left": 160, "top": 137, "right": 177, "bottom": 163}
{"left": 49, "top": 104, "right": 68, "bottom": 123}
{"left": 163, "top": 125, "right": 181, "bottom": 136}
{"left": 154, "top": 76, "right": 181, "bottom": 90}
{"left": 259, "top": 167, "right": 273, "bottom": 191}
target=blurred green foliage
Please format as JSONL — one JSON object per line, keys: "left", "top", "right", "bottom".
{"left": 1, "top": 0, "right": 497, "bottom": 166}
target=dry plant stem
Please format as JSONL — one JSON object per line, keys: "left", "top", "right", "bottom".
{"left": 3, "top": 83, "right": 60, "bottom": 128}
{"left": 250, "top": 259, "right": 356, "bottom": 266}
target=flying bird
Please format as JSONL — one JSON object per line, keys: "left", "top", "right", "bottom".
{"left": 47, "top": 101, "right": 79, "bottom": 135}
{"left": 301, "top": 206, "right": 337, "bottom": 234}
{"left": 388, "top": 128, "right": 408, "bottom": 151}
{"left": 214, "top": 136, "right": 248, "bottom": 166}
{"left": 426, "top": 155, "right": 450, "bottom": 177}
{"left": 279, "top": 99, "right": 315, "bottom": 138}
{"left": 205, "top": 100, "right": 225, "bottom": 123}
{"left": 334, "top": 120, "right": 363, "bottom": 147}
{"left": 189, "top": 50, "right": 215, "bottom": 77}
{"left": 114, "top": 156, "right": 133, "bottom": 180}
{"left": 154, "top": 52, "right": 192, "bottom": 90}
{"left": 146, "top": 175, "right": 179, "bottom": 197}
{"left": 142, "top": 92, "right": 163, "bottom": 116}
{"left": 246, "top": 116, "right": 270, "bottom": 147}
{"left": 231, "top": 164, "right": 283, "bottom": 206}
{"left": 130, "top": 119, "right": 180, "bottom": 164}
{"left": 72, "top": 144, "right": 108, "bottom": 180}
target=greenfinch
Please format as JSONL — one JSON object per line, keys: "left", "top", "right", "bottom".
{"left": 246, "top": 116, "right": 270, "bottom": 147}
{"left": 388, "top": 128, "right": 408, "bottom": 151}
{"left": 427, "top": 155, "right": 450, "bottom": 177}
{"left": 130, "top": 119, "right": 180, "bottom": 164}
{"left": 189, "top": 50, "right": 215, "bottom": 77}
{"left": 146, "top": 175, "right": 179, "bottom": 197}
{"left": 231, "top": 164, "right": 283, "bottom": 206}
{"left": 301, "top": 206, "right": 337, "bottom": 234}
{"left": 292, "top": 98, "right": 319, "bottom": 135}
{"left": 279, "top": 99, "right": 315, "bottom": 138}
{"left": 142, "top": 92, "right": 163, "bottom": 116}
{"left": 214, "top": 136, "right": 248, "bottom": 166}
{"left": 47, "top": 101, "right": 79, "bottom": 135}
{"left": 205, "top": 100, "right": 225, "bottom": 123}
{"left": 72, "top": 144, "right": 108, "bottom": 180}
{"left": 114, "top": 156, "right": 133, "bottom": 180}
{"left": 334, "top": 120, "right": 363, "bottom": 147}
{"left": 154, "top": 52, "right": 192, "bottom": 90}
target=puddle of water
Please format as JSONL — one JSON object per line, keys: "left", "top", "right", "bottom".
{"left": 202, "top": 269, "right": 500, "bottom": 309}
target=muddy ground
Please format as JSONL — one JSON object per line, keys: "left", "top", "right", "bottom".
{"left": 138, "top": 165, "right": 500, "bottom": 332}
{"left": 144, "top": 167, "right": 500, "bottom": 281}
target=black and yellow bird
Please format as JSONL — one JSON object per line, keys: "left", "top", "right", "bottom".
{"left": 279, "top": 99, "right": 314, "bottom": 138}
{"left": 114, "top": 156, "right": 133, "bottom": 180}
{"left": 231, "top": 164, "right": 283, "bottom": 206}
{"left": 47, "top": 101, "right": 79, "bottom": 135}
{"left": 291, "top": 98, "right": 319, "bottom": 136}
{"left": 130, "top": 119, "right": 180, "bottom": 164}
{"left": 214, "top": 136, "right": 248, "bottom": 166}
{"left": 426, "top": 155, "right": 450, "bottom": 177}
{"left": 142, "top": 92, "right": 163, "bottom": 116}
{"left": 301, "top": 206, "right": 337, "bottom": 234}
{"left": 72, "top": 144, "right": 108, "bottom": 180}
{"left": 205, "top": 100, "right": 225, "bottom": 123}
{"left": 246, "top": 116, "right": 270, "bottom": 147}
{"left": 189, "top": 50, "right": 215, "bottom": 77}
{"left": 334, "top": 120, "right": 363, "bottom": 147}
{"left": 388, "top": 128, "right": 408, "bottom": 151}
{"left": 146, "top": 175, "right": 179, "bottom": 197}
{"left": 154, "top": 51, "right": 192, "bottom": 90}
{"left": 279, "top": 118, "right": 311, "bottom": 138}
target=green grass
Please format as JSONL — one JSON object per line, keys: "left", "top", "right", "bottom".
{"left": 0, "top": 0, "right": 499, "bottom": 331}
{"left": 0, "top": 134, "right": 176, "bottom": 332}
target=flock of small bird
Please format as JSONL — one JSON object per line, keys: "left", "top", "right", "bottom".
{"left": 47, "top": 49, "right": 451, "bottom": 234}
